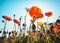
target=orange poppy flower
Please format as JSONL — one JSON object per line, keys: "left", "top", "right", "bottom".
{"left": 29, "top": 6, "right": 43, "bottom": 19}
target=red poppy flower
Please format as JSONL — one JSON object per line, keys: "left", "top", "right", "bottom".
{"left": 13, "top": 19, "right": 20, "bottom": 24}
{"left": 55, "top": 24, "right": 60, "bottom": 33}
{"left": 45, "top": 12, "right": 52, "bottom": 17}
{"left": 2, "top": 16, "right": 12, "bottom": 21}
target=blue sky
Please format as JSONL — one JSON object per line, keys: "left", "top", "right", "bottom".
{"left": 0, "top": 0, "right": 60, "bottom": 32}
